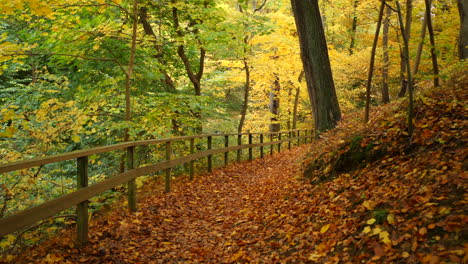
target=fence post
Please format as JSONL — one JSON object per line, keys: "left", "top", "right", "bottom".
{"left": 288, "top": 131, "right": 292, "bottom": 150}
{"left": 278, "top": 132, "right": 282, "bottom": 153}
{"left": 224, "top": 135, "right": 229, "bottom": 165}
{"left": 260, "top": 134, "right": 264, "bottom": 158}
{"left": 127, "top": 146, "right": 136, "bottom": 212}
{"left": 207, "top": 136, "right": 212, "bottom": 172}
{"left": 76, "top": 156, "right": 88, "bottom": 248}
{"left": 237, "top": 134, "right": 242, "bottom": 162}
{"left": 165, "top": 141, "right": 172, "bottom": 192}
{"left": 270, "top": 133, "right": 274, "bottom": 155}
{"left": 248, "top": 133, "right": 253, "bottom": 161}
{"left": 189, "top": 138, "right": 195, "bottom": 180}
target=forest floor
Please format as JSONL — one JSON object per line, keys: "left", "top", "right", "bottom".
{"left": 3, "top": 71, "right": 467, "bottom": 263}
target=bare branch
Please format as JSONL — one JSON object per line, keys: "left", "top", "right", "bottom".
{"left": 254, "top": 0, "right": 268, "bottom": 13}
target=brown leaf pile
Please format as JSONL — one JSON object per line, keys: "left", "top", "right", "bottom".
{"left": 3, "top": 71, "right": 467, "bottom": 263}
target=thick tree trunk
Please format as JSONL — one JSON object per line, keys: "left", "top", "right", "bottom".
{"left": 290, "top": 0, "right": 341, "bottom": 134}
{"left": 364, "top": 0, "right": 386, "bottom": 123}
{"left": 425, "top": 0, "right": 440, "bottom": 87}
{"left": 381, "top": 5, "right": 391, "bottom": 104}
{"left": 457, "top": 0, "right": 468, "bottom": 59}
{"left": 269, "top": 75, "right": 281, "bottom": 133}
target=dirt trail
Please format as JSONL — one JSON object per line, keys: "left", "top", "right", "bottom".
{"left": 16, "top": 145, "right": 312, "bottom": 263}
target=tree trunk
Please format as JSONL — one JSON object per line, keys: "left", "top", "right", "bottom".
{"left": 238, "top": 57, "right": 251, "bottom": 133}
{"left": 381, "top": 5, "right": 391, "bottom": 104}
{"left": 364, "top": 0, "right": 386, "bottom": 123}
{"left": 349, "top": 0, "right": 359, "bottom": 55}
{"left": 458, "top": 0, "right": 468, "bottom": 59}
{"left": 412, "top": 5, "right": 428, "bottom": 78}
{"left": 269, "top": 74, "right": 281, "bottom": 133}
{"left": 398, "top": 0, "right": 413, "bottom": 97}
{"left": 286, "top": 85, "right": 293, "bottom": 130}
{"left": 425, "top": 0, "right": 440, "bottom": 87}
{"left": 292, "top": 87, "right": 300, "bottom": 129}
{"left": 120, "top": 0, "right": 139, "bottom": 175}
{"left": 396, "top": 2, "right": 414, "bottom": 135}
{"left": 139, "top": 6, "right": 177, "bottom": 92}
{"left": 292, "top": 71, "right": 304, "bottom": 130}
{"left": 124, "top": 0, "right": 139, "bottom": 142}
{"left": 290, "top": 0, "right": 341, "bottom": 134}
{"left": 171, "top": 0, "right": 207, "bottom": 132}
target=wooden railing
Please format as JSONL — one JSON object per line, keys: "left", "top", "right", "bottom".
{"left": 0, "top": 129, "right": 312, "bottom": 246}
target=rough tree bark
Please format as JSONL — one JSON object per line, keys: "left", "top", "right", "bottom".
{"left": 364, "top": 0, "right": 386, "bottom": 123}
{"left": 457, "top": 0, "right": 468, "bottom": 59}
{"left": 290, "top": 0, "right": 341, "bottom": 134}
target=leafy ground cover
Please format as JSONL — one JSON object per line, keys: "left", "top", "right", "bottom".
{"left": 2, "top": 72, "right": 467, "bottom": 263}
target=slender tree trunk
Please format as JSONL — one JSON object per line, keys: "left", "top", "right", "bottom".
{"left": 172, "top": 0, "right": 206, "bottom": 96}
{"left": 238, "top": 57, "right": 251, "bottom": 133}
{"left": 120, "top": 0, "right": 139, "bottom": 174}
{"left": 412, "top": 6, "right": 428, "bottom": 77}
{"left": 269, "top": 74, "right": 281, "bottom": 132}
{"left": 364, "top": 0, "right": 386, "bottom": 123}
{"left": 396, "top": 2, "right": 414, "bottom": 135}
{"left": 425, "top": 0, "right": 440, "bottom": 87}
{"left": 349, "top": 0, "right": 359, "bottom": 55}
{"left": 290, "top": 0, "right": 341, "bottom": 134}
{"left": 124, "top": 0, "right": 139, "bottom": 142}
{"left": 171, "top": 0, "right": 207, "bottom": 132}
{"left": 139, "top": 6, "right": 177, "bottom": 92}
{"left": 398, "top": 0, "right": 413, "bottom": 97}
{"left": 458, "top": 0, "right": 468, "bottom": 59}
{"left": 292, "top": 71, "right": 304, "bottom": 130}
{"left": 292, "top": 87, "right": 300, "bottom": 129}
{"left": 382, "top": 5, "right": 391, "bottom": 104}
{"left": 286, "top": 85, "right": 293, "bottom": 130}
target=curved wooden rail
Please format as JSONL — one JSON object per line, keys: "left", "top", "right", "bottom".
{"left": 0, "top": 129, "right": 312, "bottom": 246}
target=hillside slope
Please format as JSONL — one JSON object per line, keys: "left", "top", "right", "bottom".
{"left": 301, "top": 69, "right": 467, "bottom": 263}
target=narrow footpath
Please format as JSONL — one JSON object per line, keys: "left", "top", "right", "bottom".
{"left": 16, "top": 145, "right": 315, "bottom": 263}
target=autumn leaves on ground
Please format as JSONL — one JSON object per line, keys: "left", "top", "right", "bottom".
{"left": 6, "top": 74, "right": 468, "bottom": 263}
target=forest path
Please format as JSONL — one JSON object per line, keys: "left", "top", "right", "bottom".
{"left": 25, "top": 144, "right": 314, "bottom": 263}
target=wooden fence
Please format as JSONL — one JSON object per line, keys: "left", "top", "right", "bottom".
{"left": 0, "top": 129, "right": 312, "bottom": 247}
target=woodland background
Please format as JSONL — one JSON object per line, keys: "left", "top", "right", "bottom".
{"left": 0, "top": 0, "right": 465, "bottom": 254}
